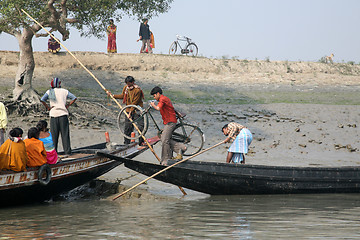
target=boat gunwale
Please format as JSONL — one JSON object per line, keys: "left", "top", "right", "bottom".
{"left": 0, "top": 142, "right": 143, "bottom": 189}
{"left": 165, "top": 165, "right": 360, "bottom": 183}
{"left": 125, "top": 159, "right": 360, "bottom": 184}
{"left": 175, "top": 160, "right": 360, "bottom": 171}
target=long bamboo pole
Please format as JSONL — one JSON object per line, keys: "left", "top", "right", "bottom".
{"left": 21, "top": 9, "right": 187, "bottom": 195}
{"left": 113, "top": 140, "right": 224, "bottom": 200}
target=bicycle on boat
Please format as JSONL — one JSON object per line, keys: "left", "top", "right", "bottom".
{"left": 169, "top": 35, "right": 198, "bottom": 57}
{"left": 117, "top": 101, "right": 205, "bottom": 156}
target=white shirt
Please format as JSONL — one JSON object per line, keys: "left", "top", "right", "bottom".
{"left": 41, "top": 88, "right": 76, "bottom": 118}
{"left": 0, "top": 102, "right": 7, "bottom": 129}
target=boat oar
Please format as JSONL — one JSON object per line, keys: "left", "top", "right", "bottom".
{"left": 112, "top": 140, "right": 224, "bottom": 200}
{"left": 21, "top": 9, "right": 187, "bottom": 196}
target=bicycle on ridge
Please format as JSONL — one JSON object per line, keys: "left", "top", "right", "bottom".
{"left": 117, "top": 101, "right": 205, "bottom": 156}
{"left": 169, "top": 35, "right": 198, "bottom": 57}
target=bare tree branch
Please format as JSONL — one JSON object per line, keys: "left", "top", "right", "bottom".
{"left": 47, "top": 0, "right": 60, "bottom": 19}
{"left": 35, "top": 28, "right": 55, "bottom": 38}
{"left": 60, "top": 0, "right": 68, "bottom": 27}
{"left": 46, "top": 0, "right": 69, "bottom": 41}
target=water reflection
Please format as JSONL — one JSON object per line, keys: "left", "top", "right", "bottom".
{"left": 0, "top": 194, "right": 359, "bottom": 239}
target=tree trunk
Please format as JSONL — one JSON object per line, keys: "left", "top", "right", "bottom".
{"left": 13, "top": 28, "right": 40, "bottom": 103}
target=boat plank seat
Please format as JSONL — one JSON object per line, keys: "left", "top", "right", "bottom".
{"left": 60, "top": 153, "right": 93, "bottom": 161}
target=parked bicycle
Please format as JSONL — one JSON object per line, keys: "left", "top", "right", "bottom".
{"left": 117, "top": 101, "right": 205, "bottom": 156}
{"left": 169, "top": 35, "right": 198, "bottom": 57}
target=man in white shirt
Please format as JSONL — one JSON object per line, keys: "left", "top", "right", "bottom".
{"left": 40, "top": 78, "right": 77, "bottom": 155}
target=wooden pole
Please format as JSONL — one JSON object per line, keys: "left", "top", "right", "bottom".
{"left": 21, "top": 9, "right": 187, "bottom": 195}
{"left": 113, "top": 140, "right": 224, "bottom": 200}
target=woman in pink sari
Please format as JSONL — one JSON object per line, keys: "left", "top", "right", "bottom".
{"left": 37, "top": 120, "right": 58, "bottom": 164}
{"left": 107, "top": 19, "right": 117, "bottom": 53}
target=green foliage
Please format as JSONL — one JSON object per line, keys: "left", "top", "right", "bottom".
{"left": 0, "top": 0, "right": 173, "bottom": 39}
{"left": 0, "top": 0, "right": 46, "bottom": 34}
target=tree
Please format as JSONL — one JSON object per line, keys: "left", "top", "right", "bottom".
{"left": 0, "top": 0, "right": 173, "bottom": 102}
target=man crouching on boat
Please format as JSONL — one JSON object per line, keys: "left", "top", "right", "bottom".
{"left": 222, "top": 122, "right": 252, "bottom": 164}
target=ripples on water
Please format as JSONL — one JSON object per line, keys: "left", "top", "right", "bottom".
{"left": 0, "top": 193, "right": 360, "bottom": 239}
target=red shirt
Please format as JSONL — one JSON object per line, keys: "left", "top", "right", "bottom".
{"left": 158, "top": 95, "right": 177, "bottom": 125}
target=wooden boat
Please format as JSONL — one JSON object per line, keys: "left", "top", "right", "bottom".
{"left": 101, "top": 155, "right": 360, "bottom": 195}
{"left": 0, "top": 136, "right": 159, "bottom": 206}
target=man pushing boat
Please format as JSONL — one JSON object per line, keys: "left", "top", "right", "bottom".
{"left": 222, "top": 122, "right": 253, "bottom": 164}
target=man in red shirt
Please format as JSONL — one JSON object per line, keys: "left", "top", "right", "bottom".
{"left": 150, "top": 86, "right": 186, "bottom": 165}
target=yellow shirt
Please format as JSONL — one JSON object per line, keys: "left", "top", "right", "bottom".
{"left": 24, "top": 138, "right": 47, "bottom": 167}
{"left": 0, "top": 139, "right": 28, "bottom": 172}
{"left": 0, "top": 102, "right": 7, "bottom": 129}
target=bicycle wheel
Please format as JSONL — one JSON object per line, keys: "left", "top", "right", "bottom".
{"left": 117, "top": 105, "right": 149, "bottom": 140}
{"left": 169, "top": 41, "right": 177, "bottom": 55}
{"left": 172, "top": 123, "right": 205, "bottom": 156}
{"left": 186, "top": 43, "right": 198, "bottom": 57}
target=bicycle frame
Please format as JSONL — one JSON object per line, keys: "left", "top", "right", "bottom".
{"left": 146, "top": 107, "right": 162, "bottom": 132}
{"left": 175, "top": 40, "right": 189, "bottom": 51}
{"left": 119, "top": 103, "right": 205, "bottom": 155}
{"left": 138, "top": 105, "right": 192, "bottom": 139}
{"left": 169, "top": 35, "right": 198, "bottom": 56}
{"left": 134, "top": 105, "right": 162, "bottom": 132}
{"left": 175, "top": 36, "right": 193, "bottom": 53}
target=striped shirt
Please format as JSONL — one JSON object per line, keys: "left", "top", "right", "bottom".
{"left": 227, "top": 122, "right": 246, "bottom": 140}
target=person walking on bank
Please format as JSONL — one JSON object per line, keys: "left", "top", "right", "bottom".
{"left": 222, "top": 122, "right": 253, "bottom": 164}
{"left": 106, "top": 76, "right": 145, "bottom": 145}
{"left": 138, "top": 18, "right": 152, "bottom": 53}
{"left": 150, "top": 86, "right": 186, "bottom": 165}
{"left": 107, "top": 19, "right": 117, "bottom": 53}
{"left": 0, "top": 101, "right": 7, "bottom": 146}
{"left": 40, "top": 77, "right": 77, "bottom": 155}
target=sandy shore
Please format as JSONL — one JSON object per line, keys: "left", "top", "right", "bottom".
{"left": 0, "top": 51, "right": 359, "bottom": 192}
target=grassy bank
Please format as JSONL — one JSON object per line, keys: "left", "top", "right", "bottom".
{"left": 2, "top": 85, "right": 357, "bottom": 106}
{"left": 167, "top": 89, "right": 360, "bottom": 105}
{"left": 1, "top": 51, "right": 360, "bottom": 106}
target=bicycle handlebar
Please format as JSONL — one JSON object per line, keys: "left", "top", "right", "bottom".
{"left": 143, "top": 100, "right": 157, "bottom": 112}
{"left": 176, "top": 35, "right": 192, "bottom": 42}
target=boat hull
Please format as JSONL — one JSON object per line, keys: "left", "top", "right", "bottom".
{"left": 0, "top": 156, "right": 121, "bottom": 205}
{"left": 119, "top": 158, "right": 360, "bottom": 195}
{"left": 0, "top": 138, "right": 159, "bottom": 206}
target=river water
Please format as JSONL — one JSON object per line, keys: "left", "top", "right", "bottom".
{"left": 0, "top": 190, "right": 359, "bottom": 239}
